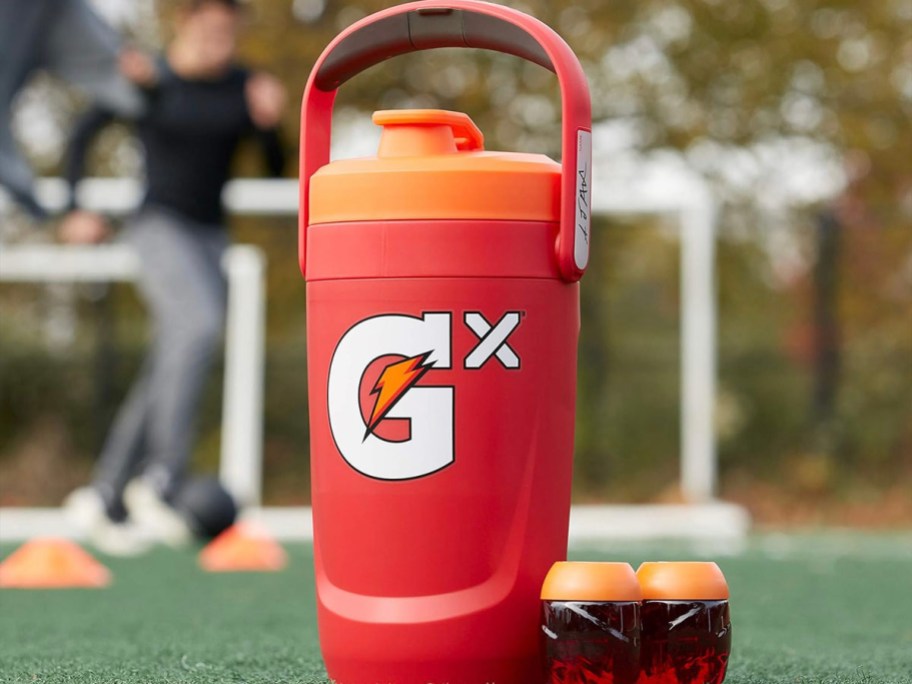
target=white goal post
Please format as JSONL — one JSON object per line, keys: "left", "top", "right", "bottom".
{"left": 0, "top": 176, "right": 748, "bottom": 542}
{"left": 591, "top": 165, "right": 720, "bottom": 504}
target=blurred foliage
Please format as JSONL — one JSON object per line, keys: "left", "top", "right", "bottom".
{"left": 228, "top": 0, "right": 912, "bottom": 215}
{"left": 1, "top": 0, "right": 910, "bottom": 520}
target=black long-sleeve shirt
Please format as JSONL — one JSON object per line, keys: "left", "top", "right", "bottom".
{"left": 65, "top": 59, "right": 286, "bottom": 226}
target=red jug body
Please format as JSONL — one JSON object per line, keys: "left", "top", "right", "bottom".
{"left": 307, "top": 246, "right": 578, "bottom": 682}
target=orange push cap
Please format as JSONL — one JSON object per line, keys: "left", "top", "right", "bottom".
{"left": 373, "top": 109, "right": 484, "bottom": 155}
{"left": 541, "top": 562, "right": 642, "bottom": 602}
{"left": 636, "top": 562, "right": 730, "bottom": 600}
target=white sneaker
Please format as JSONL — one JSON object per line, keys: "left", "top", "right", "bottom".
{"left": 63, "top": 487, "right": 152, "bottom": 557}
{"left": 123, "top": 479, "right": 192, "bottom": 547}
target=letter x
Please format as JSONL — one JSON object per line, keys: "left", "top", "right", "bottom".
{"left": 464, "top": 312, "right": 521, "bottom": 369}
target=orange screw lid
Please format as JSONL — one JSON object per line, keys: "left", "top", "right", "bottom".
{"left": 636, "top": 562, "right": 730, "bottom": 600}
{"left": 308, "top": 109, "right": 560, "bottom": 225}
{"left": 541, "top": 562, "right": 642, "bottom": 602}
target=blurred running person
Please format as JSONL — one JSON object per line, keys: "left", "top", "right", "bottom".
{"left": 62, "top": 0, "right": 287, "bottom": 551}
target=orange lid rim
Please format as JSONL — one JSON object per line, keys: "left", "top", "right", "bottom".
{"left": 636, "top": 561, "right": 730, "bottom": 601}
{"left": 541, "top": 561, "right": 642, "bottom": 602}
{"left": 310, "top": 109, "right": 560, "bottom": 225}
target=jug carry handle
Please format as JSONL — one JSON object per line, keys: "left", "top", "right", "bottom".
{"left": 299, "top": 0, "right": 592, "bottom": 283}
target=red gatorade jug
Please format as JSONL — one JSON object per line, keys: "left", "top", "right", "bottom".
{"left": 299, "top": 2, "right": 591, "bottom": 683}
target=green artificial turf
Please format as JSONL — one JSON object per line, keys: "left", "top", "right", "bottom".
{"left": 1, "top": 533, "right": 911, "bottom": 683}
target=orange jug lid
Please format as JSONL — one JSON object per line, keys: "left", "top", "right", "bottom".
{"left": 308, "top": 109, "right": 560, "bottom": 225}
{"left": 636, "top": 562, "right": 730, "bottom": 600}
{"left": 541, "top": 562, "right": 642, "bottom": 602}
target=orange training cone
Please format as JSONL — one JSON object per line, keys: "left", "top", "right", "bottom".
{"left": 0, "top": 538, "right": 111, "bottom": 589}
{"left": 198, "top": 522, "right": 288, "bottom": 572}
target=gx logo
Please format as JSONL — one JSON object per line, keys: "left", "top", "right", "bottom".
{"left": 327, "top": 310, "right": 522, "bottom": 480}
{"left": 464, "top": 312, "right": 521, "bottom": 369}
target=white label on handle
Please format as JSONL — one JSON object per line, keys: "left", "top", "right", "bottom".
{"left": 574, "top": 129, "right": 592, "bottom": 271}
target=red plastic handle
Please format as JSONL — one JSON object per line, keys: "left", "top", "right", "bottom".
{"left": 299, "top": 0, "right": 592, "bottom": 282}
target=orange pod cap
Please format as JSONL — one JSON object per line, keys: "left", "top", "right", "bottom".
{"left": 636, "top": 561, "right": 730, "bottom": 601}
{"left": 541, "top": 561, "right": 642, "bottom": 602}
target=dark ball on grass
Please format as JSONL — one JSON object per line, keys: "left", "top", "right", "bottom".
{"left": 173, "top": 476, "right": 238, "bottom": 539}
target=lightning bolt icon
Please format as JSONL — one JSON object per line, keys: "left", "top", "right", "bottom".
{"left": 364, "top": 352, "right": 434, "bottom": 441}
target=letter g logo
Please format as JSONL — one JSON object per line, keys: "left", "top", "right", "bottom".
{"left": 327, "top": 313, "right": 454, "bottom": 480}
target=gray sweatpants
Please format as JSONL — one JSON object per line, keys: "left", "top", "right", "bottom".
{"left": 92, "top": 206, "right": 227, "bottom": 513}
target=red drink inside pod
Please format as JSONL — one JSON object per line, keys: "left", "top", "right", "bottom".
{"left": 541, "top": 562, "right": 643, "bottom": 684}
{"left": 637, "top": 562, "right": 732, "bottom": 684}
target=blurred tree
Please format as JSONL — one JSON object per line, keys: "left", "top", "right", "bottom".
{"left": 2, "top": 0, "right": 909, "bottom": 516}
{"left": 237, "top": 0, "right": 912, "bottom": 506}
{"left": 231, "top": 0, "right": 910, "bottom": 212}
{"left": 811, "top": 210, "right": 840, "bottom": 439}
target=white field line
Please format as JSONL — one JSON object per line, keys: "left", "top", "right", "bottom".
{"left": 1, "top": 504, "right": 749, "bottom": 544}
{"left": 4, "top": 506, "right": 909, "bottom": 560}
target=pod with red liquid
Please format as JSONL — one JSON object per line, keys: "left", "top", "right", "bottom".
{"left": 636, "top": 562, "right": 732, "bottom": 684}
{"left": 541, "top": 562, "right": 642, "bottom": 684}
